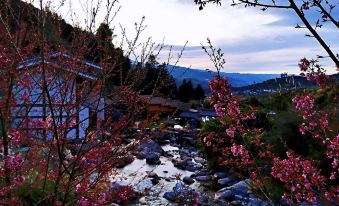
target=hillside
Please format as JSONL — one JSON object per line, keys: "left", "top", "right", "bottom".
{"left": 167, "top": 65, "right": 280, "bottom": 94}
{"left": 233, "top": 73, "right": 339, "bottom": 95}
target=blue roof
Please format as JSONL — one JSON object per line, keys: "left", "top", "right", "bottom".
{"left": 179, "top": 111, "right": 200, "bottom": 119}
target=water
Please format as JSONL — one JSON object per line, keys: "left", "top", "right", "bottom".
{"left": 109, "top": 144, "right": 203, "bottom": 205}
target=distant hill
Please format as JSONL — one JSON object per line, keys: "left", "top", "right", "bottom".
{"left": 166, "top": 65, "right": 280, "bottom": 94}
{"left": 233, "top": 74, "right": 339, "bottom": 95}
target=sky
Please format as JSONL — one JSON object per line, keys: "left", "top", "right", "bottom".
{"left": 33, "top": 0, "right": 338, "bottom": 74}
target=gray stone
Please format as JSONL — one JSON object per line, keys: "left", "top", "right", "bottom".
{"left": 138, "top": 139, "right": 164, "bottom": 154}
{"left": 135, "top": 179, "right": 153, "bottom": 193}
{"left": 195, "top": 175, "right": 212, "bottom": 182}
{"left": 218, "top": 177, "right": 235, "bottom": 187}
{"left": 183, "top": 176, "right": 195, "bottom": 185}
{"left": 214, "top": 172, "right": 228, "bottom": 179}
{"left": 215, "top": 189, "right": 235, "bottom": 200}
{"left": 226, "top": 179, "right": 250, "bottom": 196}
{"left": 230, "top": 200, "right": 242, "bottom": 206}
{"left": 147, "top": 171, "right": 158, "bottom": 178}
{"left": 145, "top": 152, "right": 160, "bottom": 164}
{"left": 163, "top": 192, "right": 176, "bottom": 202}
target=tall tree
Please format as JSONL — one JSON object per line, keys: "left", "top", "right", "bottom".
{"left": 193, "top": 84, "right": 205, "bottom": 100}
{"left": 177, "top": 79, "right": 194, "bottom": 102}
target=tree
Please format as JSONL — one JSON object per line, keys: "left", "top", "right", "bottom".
{"left": 193, "top": 84, "right": 205, "bottom": 100}
{"left": 177, "top": 79, "right": 194, "bottom": 102}
{"left": 0, "top": 1, "right": 163, "bottom": 205}
{"left": 197, "top": 8, "right": 339, "bottom": 204}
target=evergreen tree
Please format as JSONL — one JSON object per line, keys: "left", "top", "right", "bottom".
{"left": 177, "top": 79, "right": 194, "bottom": 102}
{"left": 193, "top": 84, "right": 205, "bottom": 100}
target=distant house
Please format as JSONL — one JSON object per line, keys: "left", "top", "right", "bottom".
{"left": 11, "top": 52, "right": 105, "bottom": 139}
{"left": 141, "top": 96, "right": 191, "bottom": 115}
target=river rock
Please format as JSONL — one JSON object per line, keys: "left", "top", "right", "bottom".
{"left": 138, "top": 139, "right": 164, "bottom": 154}
{"left": 163, "top": 183, "right": 198, "bottom": 205}
{"left": 226, "top": 179, "right": 250, "bottom": 197}
{"left": 191, "top": 170, "right": 209, "bottom": 178}
{"left": 213, "top": 199, "right": 231, "bottom": 206}
{"left": 247, "top": 197, "right": 270, "bottom": 206}
{"left": 163, "top": 191, "right": 177, "bottom": 202}
{"left": 214, "top": 172, "right": 228, "bottom": 179}
{"left": 173, "top": 159, "right": 202, "bottom": 172}
{"left": 147, "top": 171, "right": 158, "bottom": 178}
{"left": 115, "top": 155, "right": 134, "bottom": 168}
{"left": 195, "top": 175, "right": 212, "bottom": 182}
{"left": 183, "top": 176, "right": 195, "bottom": 185}
{"left": 215, "top": 188, "right": 235, "bottom": 200}
{"left": 145, "top": 152, "right": 161, "bottom": 164}
{"left": 135, "top": 179, "right": 153, "bottom": 193}
{"left": 218, "top": 176, "right": 235, "bottom": 187}
{"left": 194, "top": 156, "right": 206, "bottom": 164}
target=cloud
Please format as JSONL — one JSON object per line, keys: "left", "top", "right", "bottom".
{"left": 28, "top": 0, "right": 338, "bottom": 74}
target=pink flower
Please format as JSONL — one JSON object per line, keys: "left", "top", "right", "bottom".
{"left": 226, "top": 126, "right": 236, "bottom": 138}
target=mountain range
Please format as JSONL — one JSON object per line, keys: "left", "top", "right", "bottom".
{"left": 167, "top": 65, "right": 281, "bottom": 93}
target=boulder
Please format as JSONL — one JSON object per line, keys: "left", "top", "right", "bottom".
{"left": 173, "top": 159, "right": 203, "bottom": 172}
{"left": 163, "top": 192, "right": 177, "bottom": 202}
{"left": 215, "top": 188, "right": 235, "bottom": 200}
{"left": 195, "top": 175, "right": 212, "bottom": 182}
{"left": 138, "top": 139, "right": 164, "bottom": 154}
{"left": 115, "top": 155, "right": 134, "bottom": 168}
{"left": 218, "top": 177, "right": 235, "bottom": 187}
{"left": 145, "top": 152, "right": 160, "bottom": 165}
{"left": 183, "top": 176, "right": 195, "bottom": 185}
{"left": 214, "top": 172, "right": 228, "bottom": 179}
{"left": 226, "top": 179, "right": 250, "bottom": 197}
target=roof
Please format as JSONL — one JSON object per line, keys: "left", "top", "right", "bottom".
{"left": 140, "top": 95, "right": 192, "bottom": 111}
{"left": 19, "top": 52, "right": 102, "bottom": 80}
{"left": 179, "top": 111, "right": 200, "bottom": 119}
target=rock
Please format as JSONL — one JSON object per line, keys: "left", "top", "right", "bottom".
{"left": 247, "top": 198, "right": 270, "bottom": 206}
{"left": 215, "top": 188, "right": 235, "bottom": 200}
{"left": 197, "top": 194, "right": 209, "bottom": 204}
{"left": 163, "top": 192, "right": 176, "bottom": 202}
{"left": 191, "top": 170, "right": 209, "bottom": 178}
{"left": 214, "top": 172, "right": 228, "bottom": 179}
{"left": 226, "top": 179, "right": 250, "bottom": 197}
{"left": 230, "top": 200, "right": 242, "bottom": 206}
{"left": 138, "top": 197, "right": 147, "bottom": 205}
{"left": 181, "top": 135, "right": 197, "bottom": 145}
{"left": 145, "top": 152, "right": 160, "bottom": 164}
{"left": 183, "top": 176, "right": 195, "bottom": 185}
{"left": 218, "top": 177, "right": 235, "bottom": 187}
{"left": 138, "top": 139, "right": 164, "bottom": 154}
{"left": 194, "top": 156, "right": 206, "bottom": 164}
{"left": 195, "top": 175, "right": 212, "bottom": 182}
{"left": 151, "top": 178, "right": 159, "bottom": 185}
{"left": 147, "top": 172, "right": 160, "bottom": 185}
{"left": 185, "top": 161, "right": 203, "bottom": 172}
{"left": 213, "top": 199, "right": 230, "bottom": 206}
{"left": 115, "top": 155, "right": 134, "bottom": 168}
{"left": 173, "top": 182, "right": 184, "bottom": 193}
{"left": 147, "top": 171, "right": 158, "bottom": 178}
{"left": 234, "top": 194, "right": 245, "bottom": 201}
{"left": 135, "top": 179, "right": 153, "bottom": 193}
{"left": 173, "top": 159, "right": 203, "bottom": 172}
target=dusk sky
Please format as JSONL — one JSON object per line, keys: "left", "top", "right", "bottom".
{"left": 34, "top": 0, "right": 338, "bottom": 74}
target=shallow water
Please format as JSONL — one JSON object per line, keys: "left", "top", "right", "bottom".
{"left": 109, "top": 144, "right": 203, "bottom": 205}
